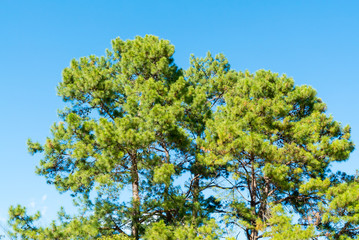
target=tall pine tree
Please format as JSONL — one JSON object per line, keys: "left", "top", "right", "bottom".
{"left": 200, "top": 70, "right": 355, "bottom": 239}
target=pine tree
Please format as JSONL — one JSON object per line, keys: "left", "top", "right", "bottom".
{"left": 200, "top": 70, "right": 355, "bottom": 239}
{"left": 8, "top": 35, "right": 357, "bottom": 240}
{"left": 12, "top": 35, "right": 194, "bottom": 239}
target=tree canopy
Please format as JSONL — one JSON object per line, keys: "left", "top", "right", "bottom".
{"left": 8, "top": 35, "right": 356, "bottom": 240}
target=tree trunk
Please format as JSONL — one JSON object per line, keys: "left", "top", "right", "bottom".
{"left": 165, "top": 185, "right": 173, "bottom": 223}
{"left": 192, "top": 175, "right": 200, "bottom": 223}
{"left": 131, "top": 155, "right": 140, "bottom": 240}
{"left": 249, "top": 154, "right": 258, "bottom": 240}
{"left": 250, "top": 230, "right": 258, "bottom": 240}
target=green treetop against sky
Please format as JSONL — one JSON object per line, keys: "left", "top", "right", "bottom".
{"left": 0, "top": 1, "right": 358, "bottom": 240}
{"left": 6, "top": 35, "right": 357, "bottom": 240}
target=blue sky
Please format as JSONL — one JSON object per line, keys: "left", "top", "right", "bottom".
{"left": 0, "top": 0, "right": 358, "bottom": 236}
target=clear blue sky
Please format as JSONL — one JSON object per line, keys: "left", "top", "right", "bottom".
{"left": 0, "top": 0, "right": 358, "bottom": 235}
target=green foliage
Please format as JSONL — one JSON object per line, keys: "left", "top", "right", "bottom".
{"left": 153, "top": 163, "right": 175, "bottom": 186}
{"left": 143, "top": 219, "right": 223, "bottom": 240}
{"left": 320, "top": 180, "right": 359, "bottom": 239}
{"left": 100, "top": 234, "right": 133, "bottom": 240}
{"left": 264, "top": 205, "right": 315, "bottom": 240}
{"left": 8, "top": 35, "right": 357, "bottom": 240}
{"left": 8, "top": 205, "right": 101, "bottom": 239}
